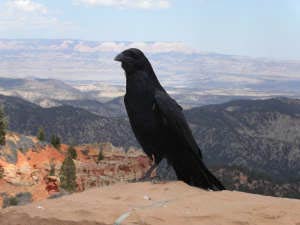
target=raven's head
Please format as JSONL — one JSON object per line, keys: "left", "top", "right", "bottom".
{"left": 114, "top": 48, "right": 150, "bottom": 74}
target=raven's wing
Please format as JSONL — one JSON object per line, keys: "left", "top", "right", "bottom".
{"left": 154, "top": 90, "right": 202, "bottom": 159}
{"left": 154, "top": 90, "right": 225, "bottom": 190}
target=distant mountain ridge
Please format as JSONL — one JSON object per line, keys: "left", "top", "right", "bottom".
{"left": 0, "top": 77, "right": 86, "bottom": 107}
{"left": 1, "top": 93, "right": 300, "bottom": 183}
{"left": 0, "top": 77, "right": 126, "bottom": 116}
{"left": 1, "top": 77, "right": 297, "bottom": 112}
{"left": 0, "top": 94, "right": 136, "bottom": 147}
{"left": 58, "top": 97, "right": 126, "bottom": 117}
{"left": 1, "top": 39, "right": 300, "bottom": 96}
{"left": 184, "top": 98, "right": 300, "bottom": 181}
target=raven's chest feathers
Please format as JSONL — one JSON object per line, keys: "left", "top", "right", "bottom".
{"left": 124, "top": 73, "right": 161, "bottom": 138}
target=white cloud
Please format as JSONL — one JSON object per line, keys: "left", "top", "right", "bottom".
{"left": 6, "top": 0, "right": 48, "bottom": 14}
{"left": 0, "top": 1, "right": 75, "bottom": 35}
{"left": 76, "top": 0, "right": 171, "bottom": 9}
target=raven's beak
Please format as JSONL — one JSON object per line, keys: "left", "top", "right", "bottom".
{"left": 114, "top": 53, "right": 125, "bottom": 62}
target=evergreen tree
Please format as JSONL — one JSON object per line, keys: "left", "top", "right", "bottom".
{"left": 0, "top": 165, "right": 4, "bottom": 179}
{"left": 51, "top": 134, "right": 56, "bottom": 146}
{"left": 0, "top": 106, "right": 7, "bottom": 146}
{"left": 49, "top": 159, "right": 56, "bottom": 176}
{"left": 97, "top": 150, "right": 104, "bottom": 163}
{"left": 51, "top": 134, "right": 61, "bottom": 149}
{"left": 56, "top": 135, "right": 61, "bottom": 147}
{"left": 67, "top": 145, "right": 77, "bottom": 160}
{"left": 37, "top": 127, "right": 45, "bottom": 141}
{"left": 59, "top": 155, "right": 77, "bottom": 192}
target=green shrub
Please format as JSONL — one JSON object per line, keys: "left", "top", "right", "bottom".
{"left": 8, "top": 197, "right": 18, "bottom": 206}
{"left": 2, "top": 192, "right": 32, "bottom": 208}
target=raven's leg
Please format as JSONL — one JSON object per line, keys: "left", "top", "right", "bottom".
{"left": 139, "top": 163, "right": 157, "bottom": 181}
{"left": 139, "top": 155, "right": 158, "bottom": 181}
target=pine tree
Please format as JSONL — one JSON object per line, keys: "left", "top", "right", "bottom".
{"left": 59, "top": 156, "right": 77, "bottom": 192}
{"left": 97, "top": 150, "right": 104, "bottom": 163}
{"left": 49, "top": 159, "right": 56, "bottom": 176}
{"left": 0, "top": 165, "right": 4, "bottom": 179}
{"left": 56, "top": 135, "right": 61, "bottom": 148}
{"left": 51, "top": 134, "right": 61, "bottom": 149}
{"left": 0, "top": 106, "right": 7, "bottom": 146}
{"left": 51, "top": 134, "right": 56, "bottom": 146}
{"left": 37, "top": 127, "right": 45, "bottom": 141}
{"left": 67, "top": 145, "right": 77, "bottom": 160}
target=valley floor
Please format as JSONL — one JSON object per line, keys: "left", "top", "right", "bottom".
{"left": 1, "top": 181, "right": 300, "bottom": 225}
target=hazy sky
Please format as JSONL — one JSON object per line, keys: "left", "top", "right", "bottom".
{"left": 0, "top": 0, "right": 299, "bottom": 59}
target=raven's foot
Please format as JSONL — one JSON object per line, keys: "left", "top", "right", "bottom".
{"left": 150, "top": 176, "right": 166, "bottom": 184}
{"left": 140, "top": 174, "right": 165, "bottom": 184}
{"left": 139, "top": 163, "right": 157, "bottom": 182}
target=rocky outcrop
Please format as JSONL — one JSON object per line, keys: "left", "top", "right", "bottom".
{"left": 0, "top": 133, "right": 151, "bottom": 208}
{"left": 1, "top": 182, "right": 300, "bottom": 225}
{"left": 74, "top": 144, "right": 151, "bottom": 191}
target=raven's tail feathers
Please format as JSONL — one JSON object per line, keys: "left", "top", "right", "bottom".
{"left": 172, "top": 157, "right": 225, "bottom": 191}
{"left": 197, "top": 161, "right": 225, "bottom": 191}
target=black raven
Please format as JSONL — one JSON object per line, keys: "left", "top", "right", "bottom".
{"left": 115, "top": 48, "right": 225, "bottom": 190}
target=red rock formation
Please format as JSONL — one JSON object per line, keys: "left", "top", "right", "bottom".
{"left": 44, "top": 176, "right": 60, "bottom": 195}
{"left": 0, "top": 133, "right": 151, "bottom": 208}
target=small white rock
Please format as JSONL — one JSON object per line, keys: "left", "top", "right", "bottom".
{"left": 143, "top": 195, "right": 151, "bottom": 201}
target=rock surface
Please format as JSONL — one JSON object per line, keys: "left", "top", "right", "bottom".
{"left": 1, "top": 181, "right": 300, "bottom": 225}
